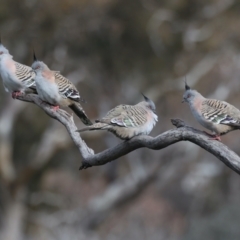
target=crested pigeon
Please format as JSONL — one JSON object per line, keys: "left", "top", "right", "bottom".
{"left": 0, "top": 40, "right": 36, "bottom": 98}
{"left": 76, "top": 94, "right": 158, "bottom": 140}
{"left": 183, "top": 82, "right": 240, "bottom": 141}
{"left": 31, "top": 53, "right": 92, "bottom": 126}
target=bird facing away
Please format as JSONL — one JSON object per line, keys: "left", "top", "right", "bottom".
{"left": 182, "top": 82, "right": 240, "bottom": 141}
{"left": 31, "top": 53, "right": 92, "bottom": 126}
{"left": 76, "top": 94, "right": 158, "bottom": 140}
{"left": 0, "top": 40, "right": 36, "bottom": 98}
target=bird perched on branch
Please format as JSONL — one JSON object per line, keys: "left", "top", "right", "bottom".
{"left": 76, "top": 94, "right": 158, "bottom": 140}
{"left": 182, "top": 82, "right": 240, "bottom": 141}
{"left": 0, "top": 39, "right": 36, "bottom": 98}
{"left": 31, "top": 52, "right": 92, "bottom": 126}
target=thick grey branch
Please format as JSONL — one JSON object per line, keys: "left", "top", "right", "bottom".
{"left": 81, "top": 121, "right": 240, "bottom": 174}
{"left": 17, "top": 94, "right": 240, "bottom": 175}
{"left": 16, "top": 94, "right": 94, "bottom": 159}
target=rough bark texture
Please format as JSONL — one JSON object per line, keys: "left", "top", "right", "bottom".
{"left": 17, "top": 94, "right": 240, "bottom": 175}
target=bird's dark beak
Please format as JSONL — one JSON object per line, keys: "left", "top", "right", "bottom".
{"left": 30, "top": 69, "right": 34, "bottom": 73}
{"left": 182, "top": 98, "right": 186, "bottom": 103}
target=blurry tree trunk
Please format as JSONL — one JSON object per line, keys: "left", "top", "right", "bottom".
{"left": 0, "top": 100, "right": 27, "bottom": 240}
{"left": 1, "top": 188, "right": 27, "bottom": 240}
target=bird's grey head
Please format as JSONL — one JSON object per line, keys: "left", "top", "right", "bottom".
{"left": 0, "top": 37, "right": 10, "bottom": 57}
{"left": 182, "top": 82, "right": 201, "bottom": 104}
{"left": 31, "top": 51, "right": 49, "bottom": 73}
{"left": 141, "top": 93, "right": 156, "bottom": 113}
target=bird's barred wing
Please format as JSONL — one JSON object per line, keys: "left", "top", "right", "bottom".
{"left": 105, "top": 105, "right": 128, "bottom": 118}
{"left": 15, "top": 62, "right": 36, "bottom": 88}
{"left": 202, "top": 99, "right": 240, "bottom": 126}
{"left": 110, "top": 106, "right": 148, "bottom": 128}
{"left": 95, "top": 105, "right": 128, "bottom": 123}
{"left": 54, "top": 72, "right": 84, "bottom": 102}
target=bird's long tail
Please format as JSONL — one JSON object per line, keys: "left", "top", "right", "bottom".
{"left": 76, "top": 123, "right": 109, "bottom": 132}
{"left": 69, "top": 103, "right": 93, "bottom": 126}
{"left": 25, "top": 87, "right": 38, "bottom": 94}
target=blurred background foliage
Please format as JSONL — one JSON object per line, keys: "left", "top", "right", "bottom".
{"left": 1, "top": 0, "right": 240, "bottom": 239}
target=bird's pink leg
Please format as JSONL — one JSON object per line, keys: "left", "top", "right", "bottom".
{"left": 209, "top": 135, "right": 221, "bottom": 141}
{"left": 51, "top": 105, "right": 60, "bottom": 111}
{"left": 203, "top": 131, "right": 221, "bottom": 141}
{"left": 11, "top": 91, "right": 22, "bottom": 99}
{"left": 38, "top": 100, "right": 59, "bottom": 111}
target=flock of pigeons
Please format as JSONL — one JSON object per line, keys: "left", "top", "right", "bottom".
{"left": 0, "top": 40, "right": 240, "bottom": 141}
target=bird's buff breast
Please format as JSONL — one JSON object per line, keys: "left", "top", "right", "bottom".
{"left": 189, "top": 103, "right": 213, "bottom": 130}
{"left": 0, "top": 58, "right": 23, "bottom": 92}
{"left": 35, "top": 77, "right": 60, "bottom": 105}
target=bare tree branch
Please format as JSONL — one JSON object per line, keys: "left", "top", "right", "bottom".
{"left": 17, "top": 93, "right": 94, "bottom": 158}
{"left": 16, "top": 94, "right": 240, "bottom": 175}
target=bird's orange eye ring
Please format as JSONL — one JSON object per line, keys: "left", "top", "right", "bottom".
{"left": 0, "top": 51, "right": 3, "bottom": 55}
{"left": 187, "top": 94, "right": 190, "bottom": 98}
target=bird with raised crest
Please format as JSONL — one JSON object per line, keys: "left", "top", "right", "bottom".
{"left": 76, "top": 94, "right": 158, "bottom": 140}
{"left": 0, "top": 38, "right": 36, "bottom": 98}
{"left": 31, "top": 52, "right": 92, "bottom": 126}
{"left": 182, "top": 82, "right": 240, "bottom": 141}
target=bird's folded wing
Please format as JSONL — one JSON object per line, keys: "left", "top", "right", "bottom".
{"left": 95, "top": 105, "right": 128, "bottom": 123}
{"left": 15, "top": 62, "right": 36, "bottom": 88}
{"left": 54, "top": 72, "right": 83, "bottom": 102}
{"left": 105, "top": 105, "right": 128, "bottom": 118}
{"left": 111, "top": 110, "right": 147, "bottom": 128}
{"left": 202, "top": 99, "right": 240, "bottom": 126}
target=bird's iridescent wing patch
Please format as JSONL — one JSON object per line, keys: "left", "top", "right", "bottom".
{"left": 202, "top": 99, "right": 240, "bottom": 126}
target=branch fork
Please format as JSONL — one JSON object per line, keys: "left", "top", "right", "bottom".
{"left": 16, "top": 93, "right": 240, "bottom": 175}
